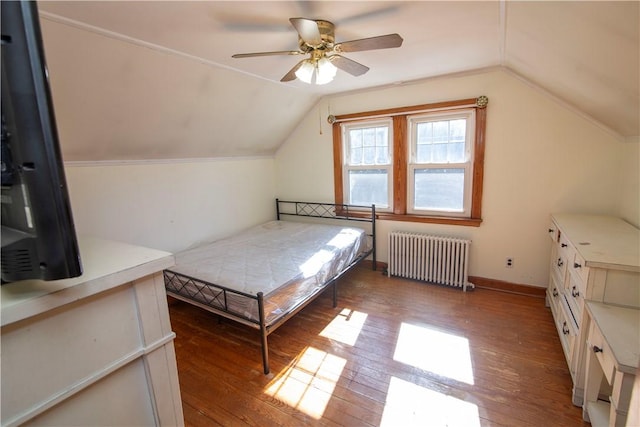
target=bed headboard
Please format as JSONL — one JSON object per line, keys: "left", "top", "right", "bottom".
{"left": 275, "top": 199, "right": 376, "bottom": 270}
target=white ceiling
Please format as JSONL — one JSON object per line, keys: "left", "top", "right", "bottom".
{"left": 37, "top": 1, "right": 639, "bottom": 161}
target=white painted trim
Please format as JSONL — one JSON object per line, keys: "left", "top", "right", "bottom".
{"left": 64, "top": 155, "right": 274, "bottom": 168}
{"left": 341, "top": 118, "right": 394, "bottom": 212}
{"left": 498, "top": 0, "right": 508, "bottom": 66}
{"left": 406, "top": 109, "right": 476, "bottom": 217}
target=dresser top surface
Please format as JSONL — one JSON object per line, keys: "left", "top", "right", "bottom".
{"left": 1, "top": 237, "right": 174, "bottom": 326}
{"left": 552, "top": 214, "right": 640, "bottom": 270}
{"left": 586, "top": 301, "right": 640, "bottom": 372}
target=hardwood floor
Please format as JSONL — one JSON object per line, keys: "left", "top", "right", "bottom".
{"left": 168, "top": 267, "right": 589, "bottom": 426}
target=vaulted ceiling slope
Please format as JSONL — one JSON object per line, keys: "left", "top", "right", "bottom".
{"left": 37, "top": 1, "right": 639, "bottom": 161}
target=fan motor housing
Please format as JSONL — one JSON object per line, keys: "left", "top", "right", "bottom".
{"left": 298, "top": 20, "right": 335, "bottom": 51}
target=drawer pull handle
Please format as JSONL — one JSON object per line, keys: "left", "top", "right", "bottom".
{"left": 574, "top": 262, "right": 582, "bottom": 269}
{"left": 593, "top": 346, "right": 603, "bottom": 353}
{"left": 562, "top": 322, "right": 570, "bottom": 335}
{"left": 561, "top": 243, "right": 567, "bottom": 248}
{"left": 557, "top": 259, "right": 564, "bottom": 267}
{"left": 571, "top": 286, "right": 580, "bottom": 297}
{"left": 552, "top": 288, "right": 558, "bottom": 297}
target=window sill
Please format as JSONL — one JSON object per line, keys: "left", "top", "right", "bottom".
{"left": 376, "top": 213, "right": 482, "bottom": 227}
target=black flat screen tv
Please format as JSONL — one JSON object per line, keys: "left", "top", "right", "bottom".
{"left": 1, "top": 1, "right": 82, "bottom": 283}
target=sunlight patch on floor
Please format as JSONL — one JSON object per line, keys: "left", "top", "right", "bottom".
{"left": 394, "top": 322, "right": 474, "bottom": 385}
{"left": 319, "top": 308, "right": 368, "bottom": 346}
{"left": 265, "top": 346, "right": 346, "bottom": 419}
{"left": 380, "top": 376, "right": 481, "bottom": 427}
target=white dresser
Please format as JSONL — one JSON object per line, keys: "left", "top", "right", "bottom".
{"left": 1, "top": 237, "right": 184, "bottom": 426}
{"left": 546, "top": 214, "right": 640, "bottom": 406}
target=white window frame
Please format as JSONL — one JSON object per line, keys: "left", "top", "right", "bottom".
{"left": 341, "top": 119, "right": 393, "bottom": 212}
{"left": 407, "top": 109, "right": 476, "bottom": 217}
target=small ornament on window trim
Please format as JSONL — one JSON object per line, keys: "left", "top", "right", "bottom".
{"left": 327, "top": 115, "right": 336, "bottom": 124}
{"left": 476, "top": 96, "right": 489, "bottom": 108}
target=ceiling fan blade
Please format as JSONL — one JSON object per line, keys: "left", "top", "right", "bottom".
{"left": 232, "top": 50, "right": 303, "bottom": 58}
{"left": 289, "top": 17, "right": 322, "bottom": 46}
{"left": 335, "top": 33, "right": 403, "bottom": 53}
{"left": 331, "top": 55, "right": 369, "bottom": 77}
{"left": 280, "top": 60, "right": 305, "bottom": 82}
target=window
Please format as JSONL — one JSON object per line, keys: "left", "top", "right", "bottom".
{"left": 408, "top": 110, "right": 475, "bottom": 217}
{"left": 342, "top": 119, "right": 393, "bottom": 211}
{"left": 332, "top": 97, "right": 487, "bottom": 226}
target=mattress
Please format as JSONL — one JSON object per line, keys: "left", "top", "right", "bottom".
{"left": 166, "top": 220, "right": 369, "bottom": 325}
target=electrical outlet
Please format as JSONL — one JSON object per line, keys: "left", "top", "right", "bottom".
{"left": 506, "top": 258, "right": 513, "bottom": 268}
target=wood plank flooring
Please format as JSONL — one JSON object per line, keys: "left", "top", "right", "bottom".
{"left": 168, "top": 267, "right": 589, "bottom": 426}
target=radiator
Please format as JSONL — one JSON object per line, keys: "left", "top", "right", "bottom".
{"left": 388, "top": 231, "right": 474, "bottom": 291}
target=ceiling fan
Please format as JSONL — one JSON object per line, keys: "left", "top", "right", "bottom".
{"left": 232, "top": 17, "right": 403, "bottom": 85}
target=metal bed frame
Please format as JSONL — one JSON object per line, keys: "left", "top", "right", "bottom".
{"left": 163, "top": 199, "right": 376, "bottom": 374}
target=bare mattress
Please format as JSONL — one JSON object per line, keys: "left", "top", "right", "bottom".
{"left": 166, "top": 220, "right": 369, "bottom": 325}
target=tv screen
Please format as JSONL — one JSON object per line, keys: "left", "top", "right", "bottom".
{"left": 1, "top": 1, "right": 82, "bottom": 282}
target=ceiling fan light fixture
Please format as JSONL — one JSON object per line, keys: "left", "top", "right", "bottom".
{"left": 295, "top": 60, "right": 315, "bottom": 84}
{"left": 233, "top": 17, "right": 403, "bottom": 84}
{"left": 315, "top": 56, "right": 337, "bottom": 85}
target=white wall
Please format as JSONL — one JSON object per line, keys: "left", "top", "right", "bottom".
{"left": 618, "top": 142, "right": 640, "bottom": 227}
{"left": 275, "top": 68, "right": 631, "bottom": 287}
{"left": 65, "top": 157, "right": 276, "bottom": 253}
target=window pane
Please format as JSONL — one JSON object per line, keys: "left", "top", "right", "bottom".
{"left": 348, "top": 169, "right": 388, "bottom": 207}
{"left": 415, "top": 119, "right": 466, "bottom": 163}
{"left": 349, "top": 129, "right": 363, "bottom": 165}
{"left": 414, "top": 168, "right": 464, "bottom": 211}
{"left": 347, "top": 126, "right": 389, "bottom": 166}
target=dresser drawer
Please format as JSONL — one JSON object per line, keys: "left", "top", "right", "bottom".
{"left": 548, "top": 274, "right": 562, "bottom": 301}
{"left": 587, "top": 319, "right": 615, "bottom": 384}
{"left": 565, "top": 270, "right": 586, "bottom": 323}
{"left": 556, "top": 298, "right": 578, "bottom": 373}
{"left": 570, "top": 250, "right": 590, "bottom": 286}
{"left": 547, "top": 275, "right": 562, "bottom": 321}
{"left": 551, "top": 248, "right": 569, "bottom": 286}
{"left": 557, "top": 230, "right": 572, "bottom": 256}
